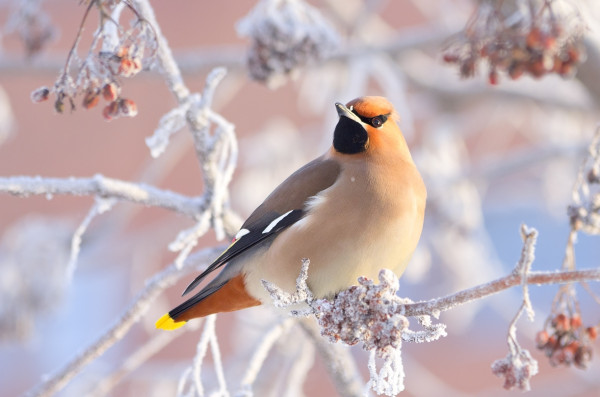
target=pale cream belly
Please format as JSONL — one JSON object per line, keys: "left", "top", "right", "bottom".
{"left": 242, "top": 209, "right": 420, "bottom": 303}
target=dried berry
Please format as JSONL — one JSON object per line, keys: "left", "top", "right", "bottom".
{"left": 574, "top": 345, "right": 592, "bottom": 369}
{"left": 119, "top": 58, "right": 134, "bottom": 77}
{"left": 586, "top": 326, "right": 597, "bottom": 341}
{"left": 535, "top": 330, "right": 549, "bottom": 348}
{"left": 102, "top": 83, "right": 119, "bottom": 102}
{"left": 570, "top": 314, "right": 583, "bottom": 329}
{"left": 119, "top": 98, "right": 138, "bottom": 117}
{"left": 31, "top": 86, "right": 50, "bottom": 103}
{"left": 552, "top": 313, "right": 570, "bottom": 333}
{"left": 82, "top": 89, "right": 100, "bottom": 109}
{"left": 54, "top": 98, "right": 65, "bottom": 114}
{"left": 102, "top": 101, "right": 120, "bottom": 121}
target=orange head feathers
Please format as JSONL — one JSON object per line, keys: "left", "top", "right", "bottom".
{"left": 333, "top": 96, "right": 410, "bottom": 159}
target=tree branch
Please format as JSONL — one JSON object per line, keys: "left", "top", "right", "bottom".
{"left": 0, "top": 174, "right": 205, "bottom": 220}
{"left": 404, "top": 268, "right": 600, "bottom": 317}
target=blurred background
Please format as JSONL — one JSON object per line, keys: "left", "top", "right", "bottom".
{"left": 0, "top": 0, "right": 599, "bottom": 396}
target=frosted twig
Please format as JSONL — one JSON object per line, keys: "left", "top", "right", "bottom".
{"left": 0, "top": 174, "right": 205, "bottom": 220}
{"left": 90, "top": 320, "right": 202, "bottom": 397}
{"left": 132, "top": 0, "right": 189, "bottom": 102}
{"left": 403, "top": 268, "right": 600, "bottom": 318}
{"left": 367, "top": 348, "right": 405, "bottom": 396}
{"left": 145, "top": 97, "right": 196, "bottom": 158}
{"left": 568, "top": 126, "right": 600, "bottom": 235}
{"left": 298, "top": 318, "right": 364, "bottom": 397}
{"left": 261, "top": 258, "right": 313, "bottom": 313}
{"left": 192, "top": 316, "right": 214, "bottom": 396}
{"left": 66, "top": 197, "right": 116, "bottom": 283}
{"left": 178, "top": 314, "right": 228, "bottom": 397}
{"left": 237, "top": 318, "right": 295, "bottom": 396}
{"left": 25, "top": 245, "right": 225, "bottom": 397}
{"left": 135, "top": 6, "right": 237, "bottom": 240}
{"left": 284, "top": 333, "right": 315, "bottom": 397}
{"left": 491, "top": 225, "right": 540, "bottom": 391}
{"left": 515, "top": 224, "right": 538, "bottom": 321}
{"left": 170, "top": 212, "right": 212, "bottom": 269}
{"left": 210, "top": 317, "right": 229, "bottom": 397}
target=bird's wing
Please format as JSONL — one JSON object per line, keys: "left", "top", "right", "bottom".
{"left": 181, "top": 156, "right": 341, "bottom": 296}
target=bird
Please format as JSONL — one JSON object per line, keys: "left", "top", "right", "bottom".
{"left": 156, "top": 96, "right": 426, "bottom": 330}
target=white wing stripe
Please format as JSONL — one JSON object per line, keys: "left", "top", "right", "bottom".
{"left": 235, "top": 228, "right": 250, "bottom": 240}
{"left": 262, "top": 210, "right": 294, "bottom": 234}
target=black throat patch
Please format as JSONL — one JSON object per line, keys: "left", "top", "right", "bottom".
{"left": 333, "top": 116, "right": 368, "bottom": 154}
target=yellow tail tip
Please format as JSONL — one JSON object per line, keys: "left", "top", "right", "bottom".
{"left": 155, "top": 313, "right": 186, "bottom": 330}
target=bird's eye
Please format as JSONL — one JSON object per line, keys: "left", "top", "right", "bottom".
{"left": 371, "top": 117, "right": 383, "bottom": 128}
{"left": 370, "top": 114, "right": 388, "bottom": 128}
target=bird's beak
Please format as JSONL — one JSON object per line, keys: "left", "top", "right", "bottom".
{"left": 335, "top": 103, "right": 363, "bottom": 125}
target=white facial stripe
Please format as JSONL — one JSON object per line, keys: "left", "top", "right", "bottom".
{"left": 262, "top": 210, "right": 293, "bottom": 234}
{"left": 235, "top": 228, "right": 250, "bottom": 240}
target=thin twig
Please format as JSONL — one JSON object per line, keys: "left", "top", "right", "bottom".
{"left": 25, "top": 245, "right": 225, "bottom": 397}
{"left": 298, "top": 318, "right": 364, "bottom": 397}
{"left": 66, "top": 197, "right": 116, "bottom": 283}
{"left": 89, "top": 320, "right": 202, "bottom": 397}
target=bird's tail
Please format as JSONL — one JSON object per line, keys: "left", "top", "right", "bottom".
{"left": 155, "top": 275, "right": 261, "bottom": 330}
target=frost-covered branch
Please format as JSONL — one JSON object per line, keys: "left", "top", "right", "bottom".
{"left": 236, "top": 318, "right": 295, "bottom": 395}
{"left": 66, "top": 197, "right": 116, "bottom": 282}
{"left": 297, "top": 319, "right": 365, "bottom": 397}
{"left": 491, "top": 225, "right": 539, "bottom": 391}
{"left": 25, "top": 245, "right": 225, "bottom": 397}
{"left": 403, "top": 268, "right": 600, "bottom": 318}
{"left": 0, "top": 174, "right": 205, "bottom": 219}
{"left": 262, "top": 229, "right": 599, "bottom": 396}
{"left": 131, "top": 0, "right": 189, "bottom": 103}
{"left": 263, "top": 262, "right": 447, "bottom": 396}
{"left": 90, "top": 321, "right": 203, "bottom": 397}
{"left": 133, "top": 0, "right": 239, "bottom": 242}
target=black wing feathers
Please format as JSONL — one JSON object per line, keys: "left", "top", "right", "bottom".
{"left": 181, "top": 209, "right": 304, "bottom": 296}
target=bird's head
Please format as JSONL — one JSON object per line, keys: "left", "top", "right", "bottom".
{"left": 333, "top": 96, "right": 405, "bottom": 156}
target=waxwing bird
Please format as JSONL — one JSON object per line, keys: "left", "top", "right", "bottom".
{"left": 156, "top": 96, "right": 426, "bottom": 330}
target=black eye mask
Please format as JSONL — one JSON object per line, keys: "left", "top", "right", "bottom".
{"left": 351, "top": 109, "right": 389, "bottom": 128}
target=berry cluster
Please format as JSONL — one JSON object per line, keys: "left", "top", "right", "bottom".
{"left": 491, "top": 349, "right": 538, "bottom": 391}
{"left": 443, "top": 1, "right": 585, "bottom": 85}
{"left": 32, "top": 80, "right": 137, "bottom": 121}
{"left": 237, "top": 0, "right": 339, "bottom": 88}
{"left": 30, "top": 1, "right": 155, "bottom": 120}
{"left": 536, "top": 313, "right": 597, "bottom": 369}
{"left": 314, "top": 270, "right": 407, "bottom": 355}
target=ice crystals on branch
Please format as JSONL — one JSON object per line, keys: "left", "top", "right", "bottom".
{"left": 491, "top": 349, "right": 539, "bottom": 392}
{"left": 262, "top": 260, "right": 447, "bottom": 396}
{"left": 237, "top": 0, "right": 340, "bottom": 88}
{"left": 261, "top": 258, "right": 314, "bottom": 315}
{"left": 491, "top": 225, "right": 539, "bottom": 391}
